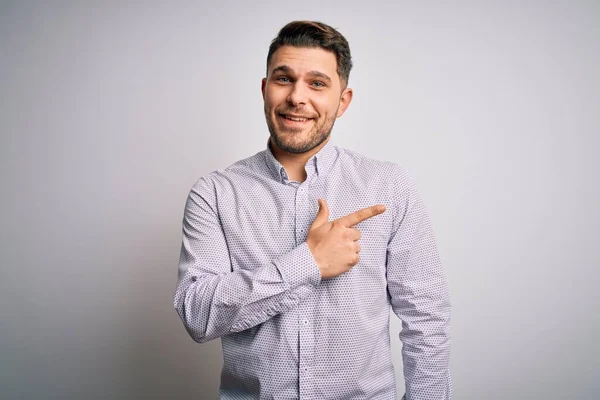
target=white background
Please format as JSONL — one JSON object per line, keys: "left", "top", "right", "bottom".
{"left": 1, "top": 1, "right": 598, "bottom": 399}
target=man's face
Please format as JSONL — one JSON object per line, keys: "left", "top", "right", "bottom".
{"left": 262, "top": 46, "right": 352, "bottom": 154}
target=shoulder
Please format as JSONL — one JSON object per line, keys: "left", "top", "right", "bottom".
{"left": 190, "top": 150, "right": 267, "bottom": 192}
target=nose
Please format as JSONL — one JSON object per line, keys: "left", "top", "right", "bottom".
{"left": 287, "top": 82, "right": 308, "bottom": 106}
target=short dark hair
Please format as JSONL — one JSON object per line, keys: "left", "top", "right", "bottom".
{"left": 266, "top": 21, "right": 353, "bottom": 88}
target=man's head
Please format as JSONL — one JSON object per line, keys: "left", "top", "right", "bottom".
{"left": 262, "top": 21, "right": 353, "bottom": 154}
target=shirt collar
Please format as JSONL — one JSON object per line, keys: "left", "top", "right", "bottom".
{"left": 264, "top": 138, "right": 337, "bottom": 184}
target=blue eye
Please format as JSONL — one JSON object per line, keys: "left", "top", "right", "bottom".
{"left": 277, "top": 76, "right": 290, "bottom": 83}
{"left": 312, "top": 81, "right": 325, "bottom": 87}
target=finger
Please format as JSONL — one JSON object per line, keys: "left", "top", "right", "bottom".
{"left": 336, "top": 204, "right": 386, "bottom": 228}
{"left": 311, "top": 198, "right": 330, "bottom": 228}
{"left": 354, "top": 242, "right": 361, "bottom": 253}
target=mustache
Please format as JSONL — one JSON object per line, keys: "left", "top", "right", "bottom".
{"left": 275, "top": 108, "right": 316, "bottom": 119}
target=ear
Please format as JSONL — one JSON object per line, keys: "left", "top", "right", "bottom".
{"left": 336, "top": 87, "right": 353, "bottom": 118}
{"left": 261, "top": 78, "right": 267, "bottom": 101}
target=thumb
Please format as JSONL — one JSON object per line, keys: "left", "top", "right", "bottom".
{"left": 311, "top": 198, "right": 330, "bottom": 228}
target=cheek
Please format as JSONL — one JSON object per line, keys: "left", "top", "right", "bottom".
{"left": 264, "top": 100, "right": 278, "bottom": 117}
{"left": 314, "top": 97, "right": 338, "bottom": 118}
{"left": 265, "top": 87, "right": 288, "bottom": 108}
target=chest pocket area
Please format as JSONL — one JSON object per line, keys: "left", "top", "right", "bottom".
{"left": 220, "top": 201, "right": 297, "bottom": 272}
{"left": 354, "top": 215, "right": 390, "bottom": 273}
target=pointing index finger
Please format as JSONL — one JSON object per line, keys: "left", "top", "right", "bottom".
{"left": 336, "top": 204, "right": 386, "bottom": 227}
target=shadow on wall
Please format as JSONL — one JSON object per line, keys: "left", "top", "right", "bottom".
{"left": 113, "top": 229, "right": 224, "bottom": 399}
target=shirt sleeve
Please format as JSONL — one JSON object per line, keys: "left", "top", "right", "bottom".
{"left": 386, "top": 165, "right": 452, "bottom": 400}
{"left": 173, "top": 176, "right": 321, "bottom": 343}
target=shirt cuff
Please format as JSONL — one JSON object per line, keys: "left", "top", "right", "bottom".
{"left": 273, "top": 242, "right": 322, "bottom": 289}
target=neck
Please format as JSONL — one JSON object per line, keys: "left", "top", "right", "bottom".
{"left": 269, "top": 137, "right": 330, "bottom": 182}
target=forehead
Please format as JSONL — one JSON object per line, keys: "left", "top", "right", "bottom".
{"left": 268, "top": 45, "right": 338, "bottom": 78}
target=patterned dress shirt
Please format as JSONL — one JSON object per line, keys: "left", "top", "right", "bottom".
{"left": 174, "top": 139, "right": 451, "bottom": 399}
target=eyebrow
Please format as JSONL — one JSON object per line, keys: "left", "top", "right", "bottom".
{"left": 271, "top": 65, "right": 332, "bottom": 83}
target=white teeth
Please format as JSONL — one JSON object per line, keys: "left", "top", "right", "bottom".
{"left": 284, "top": 115, "right": 308, "bottom": 122}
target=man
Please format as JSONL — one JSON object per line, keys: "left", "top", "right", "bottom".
{"left": 174, "top": 20, "right": 451, "bottom": 400}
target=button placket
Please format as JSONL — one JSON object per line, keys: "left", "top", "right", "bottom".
{"left": 296, "top": 180, "right": 315, "bottom": 399}
{"left": 298, "top": 296, "right": 315, "bottom": 399}
{"left": 294, "top": 182, "right": 312, "bottom": 243}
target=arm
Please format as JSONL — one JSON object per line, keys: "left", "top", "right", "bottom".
{"left": 386, "top": 166, "right": 452, "bottom": 400}
{"left": 173, "top": 176, "right": 321, "bottom": 343}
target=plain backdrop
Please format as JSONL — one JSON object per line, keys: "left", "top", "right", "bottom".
{"left": 1, "top": 1, "right": 599, "bottom": 399}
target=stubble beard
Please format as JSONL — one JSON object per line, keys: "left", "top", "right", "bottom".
{"left": 265, "top": 108, "right": 337, "bottom": 154}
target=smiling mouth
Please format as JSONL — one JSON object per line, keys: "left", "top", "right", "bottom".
{"left": 279, "top": 113, "right": 313, "bottom": 122}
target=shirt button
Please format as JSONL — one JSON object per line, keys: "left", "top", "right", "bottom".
{"left": 191, "top": 276, "right": 197, "bottom": 282}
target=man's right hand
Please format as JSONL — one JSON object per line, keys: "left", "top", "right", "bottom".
{"left": 306, "top": 198, "right": 386, "bottom": 280}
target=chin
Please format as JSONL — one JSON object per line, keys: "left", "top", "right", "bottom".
{"left": 277, "top": 139, "right": 310, "bottom": 154}
{"left": 276, "top": 132, "right": 330, "bottom": 155}
{"left": 271, "top": 135, "right": 308, "bottom": 153}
